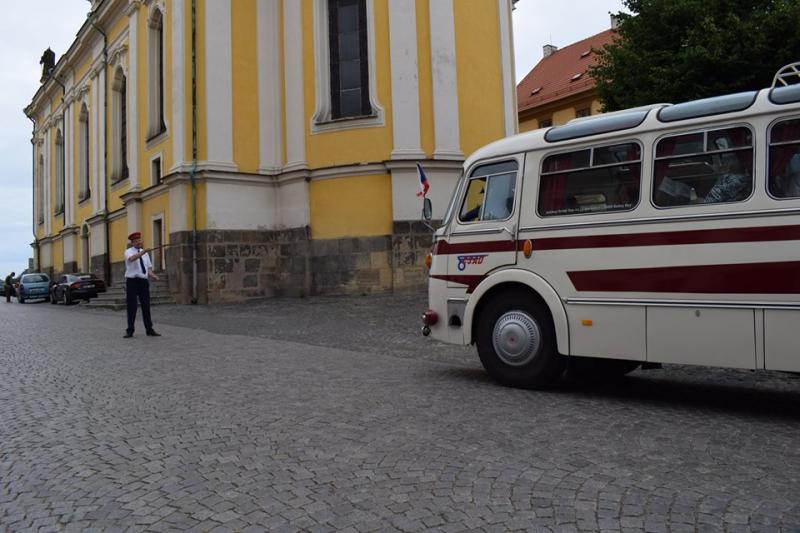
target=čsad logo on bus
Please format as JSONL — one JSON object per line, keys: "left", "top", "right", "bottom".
{"left": 457, "top": 255, "right": 488, "bottom": 271}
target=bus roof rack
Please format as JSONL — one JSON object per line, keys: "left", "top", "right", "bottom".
{"left": 773, "top": 62, "right": 800, "bottom": 87}
{"left": 545, "top": 108, "right": 655, "bottom": 143}
{"left": 566, "top": 103, "right": 669, "bottom": 125}
{"left": 769, "top": 62, "right": 800, "bottom": 105}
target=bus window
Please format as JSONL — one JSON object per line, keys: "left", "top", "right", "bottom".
{"left": 768, "top": 119, "right": 800, "bottom": 199}
{"left": 654, "top": 126, "right": 753, "bottom": 207}
{"left": 538, "top": 142, "right": 641, "bottom": 217}
{"left": 458, "top": 161, "right": 518, "bottom": 223}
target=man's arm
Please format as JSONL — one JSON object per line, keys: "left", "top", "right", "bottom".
{"left": 126, "top": 248, "right": 150, "bottom": 262}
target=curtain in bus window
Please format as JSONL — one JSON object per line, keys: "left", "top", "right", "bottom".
{"left": 769, "top": 120, "right": 800, "bottom": 198}
{"left": 542, "top": 150, "right": 589, "bottom": 173}
{"left": 539, "top": 173, "right": 567, "bottom": 215}
{"left": 656, "top": 132, "right": 703, "bottom": 157}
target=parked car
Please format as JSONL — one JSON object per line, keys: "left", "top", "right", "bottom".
{"left": 50, "top": 273, "right": 107, "bottom": 305}
{"left": 16, "top": 273, "right": 50, "bottom": 303}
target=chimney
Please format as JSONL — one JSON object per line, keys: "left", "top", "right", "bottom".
{"left": 610, "top": 14, "right": 621, "bottom": 30}
{"left": 543, "top": 44, "right": 558, "bottom": 58}
{"left": 39, "top": 48, "right": 55, "bottom": 84}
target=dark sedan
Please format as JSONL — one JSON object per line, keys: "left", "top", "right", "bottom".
{"left": 50, "top": 273, "right": 107, "bottom": 305}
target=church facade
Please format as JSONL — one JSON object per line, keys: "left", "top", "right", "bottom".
{"left": 25, "top": 0, "right": 517, "bottom": 303}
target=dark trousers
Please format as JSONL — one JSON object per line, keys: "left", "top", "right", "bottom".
{"left": 5, "top": 287, "right": 10, "bottom": 303}
{"left": 126, "top": 277, "right": 153, "bottom": 334}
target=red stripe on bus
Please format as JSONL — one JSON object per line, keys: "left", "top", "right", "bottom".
{"left": 568, "top": 261, "right": 800, "bottom": 294}
{"left": 433, "top": 240, "right": 516, "bottom": 255}
{"left": 432, "top": 224, "right": 800, "bottom": 255}
{"left": 535, "top": 224, "right": 800, "bottom": 250}
{"left": 429, "top": 275, "right": 486, "bottom": 293}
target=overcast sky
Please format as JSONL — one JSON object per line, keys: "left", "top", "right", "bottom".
{"left": 0, "top": 0, "right": 625, "bottom": 279}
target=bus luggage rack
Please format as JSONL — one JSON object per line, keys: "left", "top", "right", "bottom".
{"left": 773, "top": 62, "right": 800, "bottom": 87}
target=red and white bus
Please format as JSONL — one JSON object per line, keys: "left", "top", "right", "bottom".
{"left": 422, "top": 63, "right": 800, "bottom": 388}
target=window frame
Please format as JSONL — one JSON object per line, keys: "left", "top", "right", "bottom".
{"left": 766, "top": 115, "right": 800, "bottom": 201}
{"left": 456, "top": 160, "right": 520, "bottom": 225}
{"left": 650, "top": 123, "right": 756, "bottom": 210}
{"left": 78, "top": 103, "right": 91, "bottom": 202}
{"left": 537, "top": 139, "right": 644, "bottom": 218}
{"left": 311, "top": 0, "right": 384, "bottom": 133}
{"left": 54, "top": 127, "right": 65, "bottom": 216}
{"left": 111, "top": 67, "right": 129, "bottom": 184}
{"left": 147, "top": 6, "right": 167, "bottom": 141}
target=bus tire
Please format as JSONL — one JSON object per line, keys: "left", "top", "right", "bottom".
{"left": 566, "top": 356, "right": 641, "bottom": 382}
{"left": 476, "top": 293, "right": 565, "bottom": 389}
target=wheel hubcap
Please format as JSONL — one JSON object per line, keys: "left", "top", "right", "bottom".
{"left": 492, "top": 310, "right": 541, "bottom": 366}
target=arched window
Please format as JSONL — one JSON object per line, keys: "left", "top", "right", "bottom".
{"left": 37, "top": 153, "right": 44, "bottom": 225}
{"left": 328, "top": 0, "right": 371, "bottom": 119}
{"left": 78, "top": 104, "right": 90, "bottom": 200}
{"left": 148, "top": 8, "right": 166, "bottom": 138}
{"left": 112, "top": 68, "right": 128, "bottom": 182}
{"left": 55, "top": 128, "right": 65, "bottom": 214}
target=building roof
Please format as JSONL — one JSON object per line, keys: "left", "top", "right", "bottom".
{"left": 517, "top": 29, "right": 615, "bottom": 115}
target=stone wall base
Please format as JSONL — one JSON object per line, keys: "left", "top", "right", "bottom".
{"left": 166, "top": 222, "right": 434, "bottom": 304}
{"left": 90, "top": 254, "right": 109, "bottom": 282}
{"left": 63, "top": 261, "right": 78, "bottom": 276}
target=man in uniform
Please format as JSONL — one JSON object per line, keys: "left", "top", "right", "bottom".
{"left": 4, "top": 272, "right": 14, "bottom": 303}
{"left": 124, "top": 232, "right": 161, "bottom": 338}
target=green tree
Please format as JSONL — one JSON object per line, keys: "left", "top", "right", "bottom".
{"left": 590, "top": 0, "right": 800, "bottom": 111}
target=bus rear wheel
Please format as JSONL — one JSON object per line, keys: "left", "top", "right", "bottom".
{"left": 476, "top": 294, "right": 565, "bottom": 389}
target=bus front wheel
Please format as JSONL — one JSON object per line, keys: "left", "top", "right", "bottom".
{"left": 476, "top": 294, "right": 565, "bottom": 389}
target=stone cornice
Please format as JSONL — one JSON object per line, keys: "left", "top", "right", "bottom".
{"left": 59, "top": 225, "right": 80, "bottom": 238}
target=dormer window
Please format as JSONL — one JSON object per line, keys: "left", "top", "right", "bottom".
{"left": 571, "top": 72, "right": 583, "bottom": 82}
{"left": 580, "top": 49, "right": 592, "bottom": 58}
{"left": 530, "top": 87, "right": 542, "bottom": 96}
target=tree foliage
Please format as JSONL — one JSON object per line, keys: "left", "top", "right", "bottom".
{"left": 590, "top": 0, "right": 800, "bottom": 111}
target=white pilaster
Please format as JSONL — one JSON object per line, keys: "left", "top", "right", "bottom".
{"left": 64, "top": 102, "right": 73, "bottom": 226}
{"left": 204, "top": 0, "right": 235, "bottom": 170}
{"left": 92, "top": 77, "right": 101, "bottom": 213}
{"left": 498, "top": 0, "right": 517, "bottom": 137}
{"left": 388, "top": 0, "right": 423, "bottom": 159}
{"left": 258, "top": 0, "right": 283, "bottom": 173}
{"left": 97, "top": 66, "right": 107, "bottom": 210}
{"left": 44, "top": 126, "right": 51, "bottom": 235}
{"left": 428, "top": 0, "right": 462, "bottom": 160}
{"left": 168, "top": 181, "right": 188, "bottom": 233}
{"left": 283, "top": 0, "right": 306, "bottom": 171}
{"left": 128, "top": 6, "right": 140, "bottom": 189}
{"left": 171, "top": 0, "right": 186, "bottom": 172}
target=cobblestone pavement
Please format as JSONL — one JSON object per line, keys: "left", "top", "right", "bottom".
{"left": 1, "top": 294, "right": 800, "bottom": 532}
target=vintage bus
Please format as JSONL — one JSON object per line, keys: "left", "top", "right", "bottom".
{"left": 421, "top": 63, "right": 800, "bottom": 389}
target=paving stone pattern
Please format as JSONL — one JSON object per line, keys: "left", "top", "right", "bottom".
{"left": 1, "top": 295, "right": 800, "bottom": 532}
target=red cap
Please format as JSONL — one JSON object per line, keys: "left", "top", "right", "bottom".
{"left": 128, "top": 232, "right": 141, "bottom": 241}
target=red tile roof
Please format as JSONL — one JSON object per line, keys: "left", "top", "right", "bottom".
{"left": 517, "top": 29, "right": 615, "bottom": 114}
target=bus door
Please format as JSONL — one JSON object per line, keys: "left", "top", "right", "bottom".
{"left": 443, "top": 157, "right": 523, "bottom": 293}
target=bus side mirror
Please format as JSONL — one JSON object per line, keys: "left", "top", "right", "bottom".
{"left": 422, "top": 198, "right": 433, "bottom": 221}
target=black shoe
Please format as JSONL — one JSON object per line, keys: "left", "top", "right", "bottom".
{"left": 146, "top": 330, "right": 161, "bottom": 337}
{"left": 123, "top": 332, "right": 134, "bottom": 338}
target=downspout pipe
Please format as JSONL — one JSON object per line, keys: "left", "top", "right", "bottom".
{"left": 26, "top": 113, "right": 40, "bottom": 272}
{"left": 87, "top": 12, "right": 111, "bottom": 285}
{"left": 190, "top": 0, "right": 198, "bottom": 304}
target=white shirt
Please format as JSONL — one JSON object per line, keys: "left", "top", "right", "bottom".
{"left": 124, "top": 247, "right": 153, "bottom": 279}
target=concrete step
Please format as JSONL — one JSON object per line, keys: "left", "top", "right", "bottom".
{"left": 84, "top": 296, "right": 176, "bottom": 310}
{"left": 89, "top": 276, "right": 175, "bottom": 308}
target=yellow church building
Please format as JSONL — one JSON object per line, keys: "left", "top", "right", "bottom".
{"left": 25, "top": 0, "right": 517, "bottom": 303}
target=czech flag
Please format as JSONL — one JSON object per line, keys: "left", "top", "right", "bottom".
{"left": 416, "top": 163, "right": 430, "bottom": 197}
